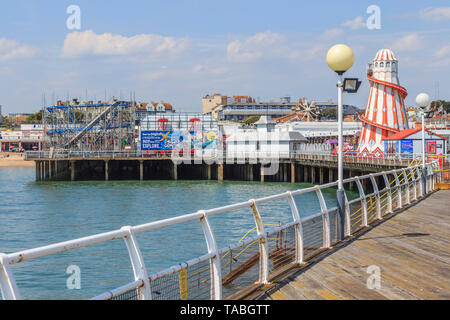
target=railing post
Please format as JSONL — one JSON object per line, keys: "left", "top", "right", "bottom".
{"left": 354, "top": 177, "right": 368, "bottom": 227}
{"left": 394, "top": 172, "right": 402, "bottom": 209}
{"left": 418, "top": 166, "right": 425, "bottom": 197}
{"left": 402, "top": 169, "right": 410, "bottom": 205}
{"left": 0, "top": 254, "right": 22, "bottom": 300}
{"left": 198, "top": 211, "right": 222, "bottom": 300}
{"left": 120, "top": 226, "right": 152, "bottom": 300}
{"left": 287, "top": 192, "right": 304, "bottom": 264}
{"left": 409, "top": 167, "right": 417, "bottom": 201}
{"left": 382, "top": 173, "right": 393, "bottom": 214}
{"left": 369, "top": 174, "right": 382, "bottom": 220}
{"left": 343, "top": 191, "right": 351, "bottom": 237}
{"left": 249, "top": 199, "right": 269, "bottom": 284}
{"left": 315, "top": 187, "right": 331, "bottom": 248}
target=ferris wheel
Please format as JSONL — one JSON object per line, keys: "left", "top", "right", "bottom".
{"left": 294, "top": 100, "right": 321, "bottom": 121}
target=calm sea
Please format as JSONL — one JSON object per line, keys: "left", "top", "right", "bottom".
{"left": 0, "top": 166, "right": 347, "bottom": 299}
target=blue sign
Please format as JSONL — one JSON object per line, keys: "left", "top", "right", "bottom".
{"left": 141, "top": 130, "right": 218, "bottom": 151}
{"left": 141, "top": 131, "right": 182, "bottom": 151}
{"left": 400, "top": 140, "right": 413, "bottom": 153}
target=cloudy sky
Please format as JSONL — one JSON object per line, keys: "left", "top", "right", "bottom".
{"left": 0, "top": 0, "right": 449, "bottom": 114}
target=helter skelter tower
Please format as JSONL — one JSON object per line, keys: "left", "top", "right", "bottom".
{"left": 358, "top": 49, "right": 409, "bottom": 155}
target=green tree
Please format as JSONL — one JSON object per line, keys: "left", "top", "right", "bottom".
{"left": 321, "top": 108, "right": 337, "bottom": 119}
{"left": 25, "top": 110, "right": 43, "bottom": 123}
{"left": 242, "top": 115, "right": 260, "bottom": 124}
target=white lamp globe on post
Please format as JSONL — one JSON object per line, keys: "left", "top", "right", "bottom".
{"left": 416, "top": 93, "right": 430, "bottom": 194}
{"left": 326, "top": 44, "right": 354, "bottom": 241}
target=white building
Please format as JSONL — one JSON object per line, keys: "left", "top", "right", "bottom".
{"left": 225, "top": 116, "right": 307, "bottom": 158}
{"left": 383, "top": 125, "right": 447, "bottom": 155}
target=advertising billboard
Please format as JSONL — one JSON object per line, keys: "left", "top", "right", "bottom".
{"left": 400, "top": 140, "right": 413, "bottom": 153}
{"left": 141, "top": 130, "right": 218, "bottom": 151}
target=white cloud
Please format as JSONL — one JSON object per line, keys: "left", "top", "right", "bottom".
{"left": 62, "top": 30, "right": 190, "bottom": 58}
{"left": 226, "top": 30, "right": 285, "bottom": 62}
{"left": 435, "top": 45, "right": 450, "bottom": 58}
{"left": 391, "top": 33, "right": 423, "bottom": 52}
{"left": 419, "top": 7, "right": 450, "bottom": 21}
{"left": 342, "top": 16, "right": 367, "bottom": 30}
{"left": 320, "top": 28, "right": 344, "bottom": 40}
{"left": 138, "top": 70, "right": 169, "bottom": 81}
{"left": 0, "top": 38, "right": 38, "bottom": 61}
{"left": 432, "top": 45, "right": 450, "bottom": 67}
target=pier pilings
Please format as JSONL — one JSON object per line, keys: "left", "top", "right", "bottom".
{"left": 31, "top": 158, "right": 385, "bottom": 184}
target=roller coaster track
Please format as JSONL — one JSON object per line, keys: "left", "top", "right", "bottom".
{"left": 65, "top": 102, "right": 120, "bottom": 148}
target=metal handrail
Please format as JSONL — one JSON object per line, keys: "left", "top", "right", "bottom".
{"left": 0, "top": 161, "right": 442, "bottom": 300}
{"left": 25, "top": 150, "right": 445, "bottom": 168}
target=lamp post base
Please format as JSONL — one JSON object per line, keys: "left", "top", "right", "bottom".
{"left": 336, "top": 188, "right": 346, "bottom": 241}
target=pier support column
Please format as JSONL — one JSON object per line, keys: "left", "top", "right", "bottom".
{"left": 139, "top": 160, "right": 144, "bottom": 181}
{"left": 70, "top": 160, "right": 75, "bottom": 181}
{"left": 104, "top": 160, "right": 109, "bottom": 181}
{"left": 207, "top": 164, "right": 211, "bottom": 180}
{"left": 311, "top": 166, "right": 315, "bottom": 184}
{"left": 348, "top": 170, "right": 353, "bottom": 191}
{"left": 260, "top": 166, "right": 265, "bottom": 183}
{"left": 48, "top": 160, "right": 52, "bottom": 180}
{"left": 217, "top": 164, "right": 223, "bottom": 182}
{"left": 54, "top": 160, "right": 58, "bottom": 178}
{"left": 304, "top": 166, "right": 308, "bottom": 183}
{"left": 361, "top": 175, "right": 366, "bottom": 191}
{"left": 283, "top": 164, "right": 288, "bottom": 182}
{"left": 319, "top": 167, "right": 324, "bottom": 185}
{"left": 43, "top": 161, "right": 47, "bottom": 180}
{"left": 329, "top": 167, "right": 334, "bottom": 183}
{"left": 291, "top": 163, "right": 295, "bottom": 183}
{"left": 248, "top": 165, "right": 253, "bottom": 181}
{"left": 173, "top": 163, "right": 178, "bottom": 180}
{"left": 35, "top": 161, "right": 40, "bottom": 181}
{"left": 40, "top": 160, "right": 44, "bottom": 180}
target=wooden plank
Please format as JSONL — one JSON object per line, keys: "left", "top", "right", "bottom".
{"left": 254, "top": 190, "right": 450, "bottom": 300}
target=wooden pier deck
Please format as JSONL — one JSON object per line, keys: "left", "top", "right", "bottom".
{"left": 250, "top": 190, "right": 450, "bottom": 300}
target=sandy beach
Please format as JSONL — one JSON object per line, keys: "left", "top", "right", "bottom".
{"left": 0, "top": 152, "right": 35, "bottom": 167}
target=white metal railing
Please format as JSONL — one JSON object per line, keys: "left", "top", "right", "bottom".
{"left": 24, "top": 149, "right": 442, "bottom": 167}
{"left": 0, "top": 161, "right": 442, "bottom": 300}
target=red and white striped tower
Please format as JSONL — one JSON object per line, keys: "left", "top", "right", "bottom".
{"left": 358, "top": 49, "right": 409, "bottom": 155}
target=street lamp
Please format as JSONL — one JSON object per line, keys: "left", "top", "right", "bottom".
{"left": 326, "top": 44, "right": 355, "bottom": 241}
{"left": 416, "top": 92, "right": 430, "bottom": 193}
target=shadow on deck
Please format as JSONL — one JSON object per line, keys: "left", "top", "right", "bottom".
{"left": 230, "top": 190, "right": 450, "bottom": 300}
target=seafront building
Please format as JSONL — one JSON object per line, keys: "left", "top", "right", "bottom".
{"left": 202, "top": 93, "right": 361, "bottom": 121}
{"left": 225, "top": 116, "right": 309, "bottom": 157}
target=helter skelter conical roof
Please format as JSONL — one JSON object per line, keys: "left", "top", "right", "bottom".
{"left": 374, "top": 48, "right": 397, "bottom": 61}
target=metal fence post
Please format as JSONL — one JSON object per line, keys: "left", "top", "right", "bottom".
{"left": 382, "top": 173, "right": 393, "bottom": 214}
{"left": 120, "top": 226, "right": 152, "bottom": 300}
{"left": 315, "top": 187, "right": 331, "bottom": 248}
{"left": 369, "top": 174, "right": 382, "bottom": 220}
{"left": 409, "top": 167, "right": 417, "bottom": 201}
{"left": 343, "top": 191, "right": 351, "bottom": 237}
{"left": 0, "top": 254, "right": 22, "bottom": 300}
{"left": 287, "top": 192, "right": 304, "bottom": 264}
{"left": 198, "top": 211, "right": 222, "bottom": 300}
{"left": 402, "top": 169, "right": 410, "bottom": 205}
{"left": 394, "top": 172, "right": 402, "bottom": 209}
{"left": 354, "top": 177, "right": 368, "bottom": 227}
{"left": 249, "top": 199, "right": 269, "bottom": 284}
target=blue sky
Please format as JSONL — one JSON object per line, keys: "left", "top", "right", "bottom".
{"left": 1, "top": 0, "right": 449, "bottom": 113}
